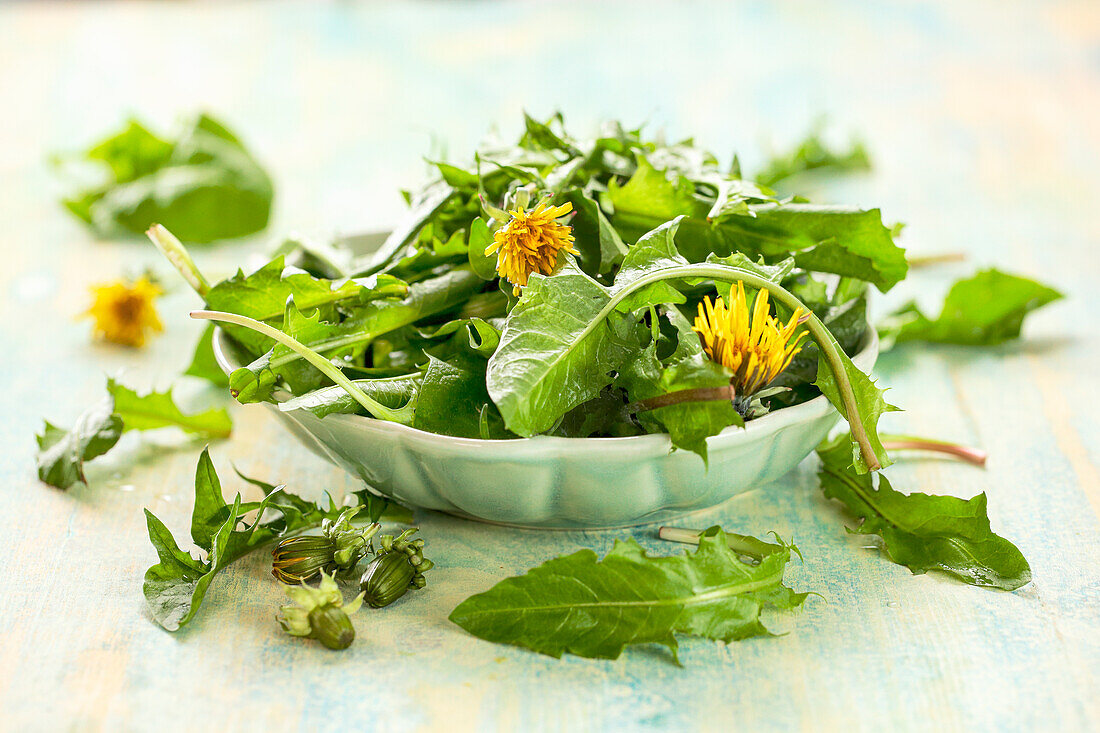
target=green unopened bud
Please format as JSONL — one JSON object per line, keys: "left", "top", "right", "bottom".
{"left": 359, "top": 528, "right": 432, "bottom": 608}
{"left": 271, "top": 508, "right": 379, "bottom": 583}
{"left": 272, "top": 535, "right": 335, "bottom": 584}
{"left": 307, "top": 605, "right": 356, "bottom": 650}
{"left": 277, "top": 571, "right": 363, "bottom": 650}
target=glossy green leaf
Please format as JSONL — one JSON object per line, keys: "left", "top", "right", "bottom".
{"left": 486, "top": 260, "right": 635, "bottom": 436}
{"left": 417, "top": 317, "right": 501, "bottom": 357}
{"left": 279, "top": 374, "right": 422, "bottom": 419}
{"left": 563, "top": 189, "right": 629, "bottom": 276}
{"left": 413, "top": 352, "right": 509, "bottom": 438}
{"left": 817, "top": 435, "right": 1031, "bottom": 590}
{"left": 611, "top": 217, "right": 690, "bottom": 313}
{"left": 449, "top": 526, "right": 807, "bottom": 662}
{"left": 467, "top": 217, "right": 499, "bottom": 280}
{"left": 606, "top": 157, "right": 906, "bottom": 292}
{"left": 203, "top": 255, "right": 407, "bottom": 353}
{"left": 606, "top": 156, "right": 696, "bottom": 225}
{"left": 221, "top": 268, "right": 480, "bottom": 398}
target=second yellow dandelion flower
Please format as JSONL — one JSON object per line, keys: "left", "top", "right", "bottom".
{"left": 485, "top": 201, "right": 576, "bottom": 295}
{"left": 83, "top": 276, "right": 164, "bottom": 347}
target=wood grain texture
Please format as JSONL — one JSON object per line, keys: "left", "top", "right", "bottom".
{"left": 1, "top": 1, "right": 1098, "bottom": 730}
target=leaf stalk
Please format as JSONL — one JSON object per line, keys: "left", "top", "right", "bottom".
{"left": 881, "top": 434, "right": 987, "bottom": 466}
{"left": 190, "top": 310, "right": 414, "bottom": 424}
{"left": 146, "top": 224, "right": 211, "bottom": 297}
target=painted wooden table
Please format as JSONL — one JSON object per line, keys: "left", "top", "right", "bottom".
{"left": 2, "top": 1, "right": 1098, "bottom": 730}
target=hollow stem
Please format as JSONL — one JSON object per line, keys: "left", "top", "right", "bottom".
{"left": 881, "top": 434, "right": 987, "bottom": 466}
{"left": 190, "top": 310, "right": 414, "bottom": 424}
{"left": 146, "top": 224, "right": 210, "bottom": 298}
{"left": 657, "top": 527, "right": 778, "bottom": 560}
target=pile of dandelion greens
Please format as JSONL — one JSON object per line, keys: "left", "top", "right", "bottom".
{"left": 154, "top": 114, "right": 915, "bottom": 470}
{"left": 38, "top": 113, "right": 1064, "bottom": 660}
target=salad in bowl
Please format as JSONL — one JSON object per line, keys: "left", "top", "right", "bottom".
{"left": 151, "top": 114, "right": 900, "bottom": 527}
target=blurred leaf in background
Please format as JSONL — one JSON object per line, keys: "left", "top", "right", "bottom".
{"left": 56, "top": 114, "right": 273, "bottom": 243}
{"left": 755, "top": 122, "right": 871, "bottom": 191}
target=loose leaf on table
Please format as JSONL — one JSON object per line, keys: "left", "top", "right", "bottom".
{"left": 35, "top": 398, "right": 122, "bottom": 490}
{"left": 107, "top": 378, "right": 232, "bottom": 439}
{"left": 144, "top": 448, "right": 412, "bottom": 631}
{"left": 58, "top": 114, "right": 273, "bottom": 243}
{"left": 880, "top": 269, "right": 1063, "bottom": 346}
{"left": 816, "top": 435, "right": 1031, "bottom": 590}
{"left": 449, "top": 526, "right": 807, "bottom": 663}
{"left": 35, "top": 379, "right": 232, "bottom": 489}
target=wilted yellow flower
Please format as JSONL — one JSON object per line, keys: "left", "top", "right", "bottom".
{"left": 693, "top": 283, "right": 808, "bottom": 397}
{"left": 84, "top": 276, "right": 163, "bottom": 347}
{"left": 485, "top": 201, "right": 576, "bottom": 295}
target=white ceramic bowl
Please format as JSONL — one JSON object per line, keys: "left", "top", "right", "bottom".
{"left": 213, "top": 325, "right": 877, "bottom": 529}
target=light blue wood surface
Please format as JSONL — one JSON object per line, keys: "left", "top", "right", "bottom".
{"left": 1, "top": 1, "right": 1098, "bottom": 730}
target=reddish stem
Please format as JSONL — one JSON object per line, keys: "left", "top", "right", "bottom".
{"left": 630, "top": 385, "right": 734, "bottom": 413}
{"left": 882, "top": 439, "right": 987, "bottom": 467}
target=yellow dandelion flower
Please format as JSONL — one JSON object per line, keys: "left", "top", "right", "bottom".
{"left": 693, "top": 283, "right": 808, "bottom": 397}
{"left": 485, "top": 201, "right": 576, "bottom": 295}
{"left": 83, "top": 276, "right": 164, "bottom": 347}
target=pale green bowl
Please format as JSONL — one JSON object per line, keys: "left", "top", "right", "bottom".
{"left": 212, "top": 233, "right": 878, "bottom": 529}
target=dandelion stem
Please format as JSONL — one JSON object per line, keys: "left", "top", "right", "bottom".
{"left": 906, "top": 252, "right": 966, "bottom": 268}
{"left": 145, "top": 224, "right": 210, "bottom": 298}
{"left": 657, "top": 527, "right": 780, "bottom": 560}
{"left": 190, "top": 310, "right": 414, "bottom": 424}
{"left": 881, "top": 434, "right": 987, "bottom": 466}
